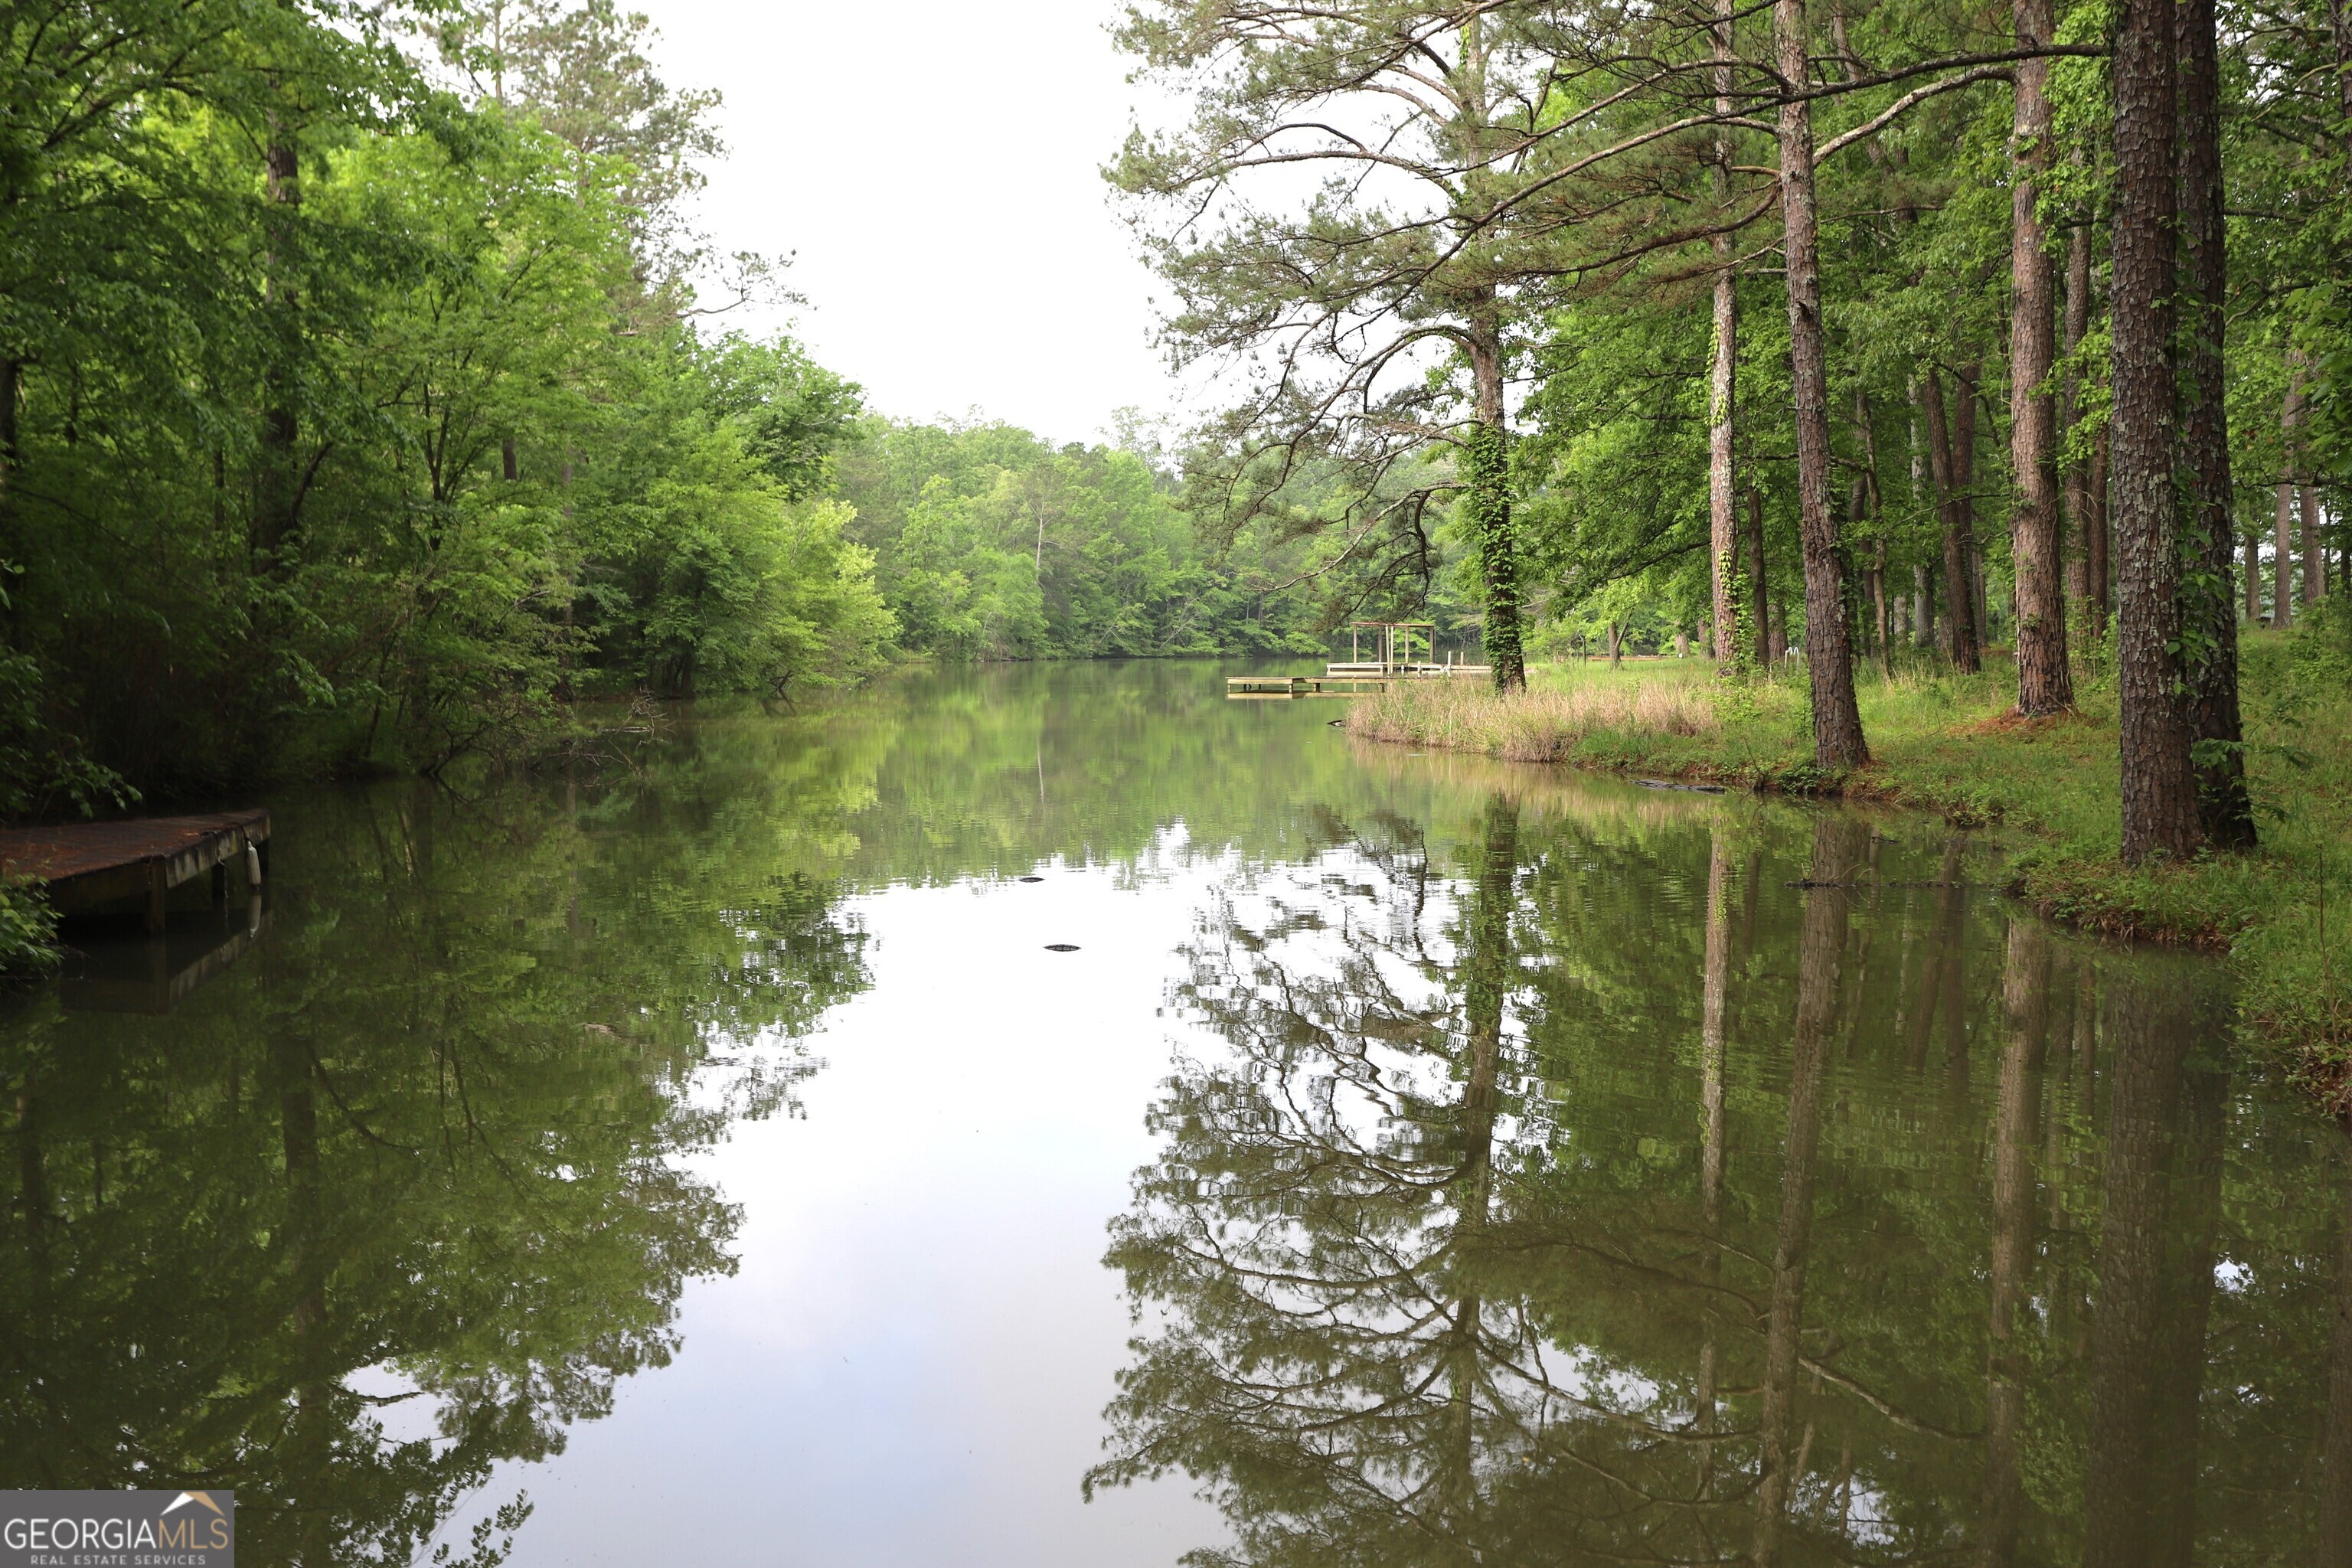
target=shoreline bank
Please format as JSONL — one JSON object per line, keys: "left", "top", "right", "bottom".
{"left": 1345, "top": 652, "right": 2352, "bottom": 1111}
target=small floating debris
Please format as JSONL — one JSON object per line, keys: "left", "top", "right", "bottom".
{"left": 1018, "top": 875, "right": 1044, "bottom": 883}
{"left": 1637, "top": 779, "right": 1727, "bottom": 794}
{"left": 1044, "top": 942, "right": 1080, "bottom": 952}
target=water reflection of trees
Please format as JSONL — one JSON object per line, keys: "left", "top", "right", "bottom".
{"left": 1, "top": 782, "right": 872, "bottom": 1566}
{"left": 1099, "top": 793, "right": 2352, "bottom": 1565}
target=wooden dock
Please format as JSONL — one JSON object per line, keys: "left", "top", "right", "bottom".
{"left": 1226, "top": 673, "right": 1400, "bottom": 699}
{"left": 1226, "top": 665, "right": 1492, "bottom": 701}
{"left": 0, "top": 810, "right": 271, "bottom": 933}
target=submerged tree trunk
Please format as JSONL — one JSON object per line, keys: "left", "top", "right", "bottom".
{"left": 1709, "top": 0, "right": 1741, "bottom": 680}
{"left": 2082, "top": 960, "right": 2226, "bottom": 1568}
{"left": 2177, "top": 0, "right": 2253, "bottom": 847}
{"left": 2318, "top": 1155, "right": 2352, "bottom": 1566}
{"left": 1753, "top": 818, "right": 1855, "bottom": 1563}
{"left": 2111, "top": 0, "right": 2201, "bottom": 864}
{"left": 1697, "top": 827, "right": 1732, "bottom": 1498}
{"left": 1775, "top": 2, "right": 1869, "bottom": 766}
{"left": 2012, "top": 0, "right": 2071, "bottom": 714}
{"left": 1982, "top": 919, "right": 2048, "bottom": 1568}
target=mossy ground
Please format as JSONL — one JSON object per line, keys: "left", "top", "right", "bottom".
{"left": 1348, "top": 629, "right": 2352, "bottom": 1107}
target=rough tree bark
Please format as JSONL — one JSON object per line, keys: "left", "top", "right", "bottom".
{"left": 1775, "top": 0, "right": 1869, "bottom": 766}
{"left": 2063, "top": 219, "right": 2094, "bottom": 616}
{"left": 2177, "top": 0, "right": 2253, "bottom": 846}
{"left": 1922, "top": 369, "right": 1983, "bottom": 671}
{"left": 1957, "top": 361, "right": 1990, "bottom": 642}
{"left": 1708, "top": 0, "right": 1742, "bottom": 678}
{"left": 2090, "top": 423, "right": 2111, "bottom": 609}
{"left": 2338, "top": 0, "right": 2352, "bottom": 162}
{"left": 2012, "top": 0, "right": 2072, "bottom": 714}
{"left": 2279, "top": 361, "right": 2307, "bottom": 628}
{"left": 2111, "top": 0, "right": 2203, "bottom": 863}
{"left": 2302, "top": 443, "right": 2328, "bottom": 605}
{"left": 1746, "top": 485, "right": 1769, "bottom": 665}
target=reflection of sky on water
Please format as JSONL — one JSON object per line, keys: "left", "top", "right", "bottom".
{"left": 442, "top": 848, "right": 1228, "bottom": 1566}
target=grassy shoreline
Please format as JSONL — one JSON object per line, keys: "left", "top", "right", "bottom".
{"left": 1347, "top": 640, "right": 2352, "bottom": 1108}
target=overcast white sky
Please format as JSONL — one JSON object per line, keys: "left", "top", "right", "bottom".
{"left": 647, "top": 0, "right": 1184, "bottom": 445}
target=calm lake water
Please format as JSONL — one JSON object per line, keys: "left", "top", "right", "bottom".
{"left": 5, "top": 660, "right": 2350, "bottom": 1565}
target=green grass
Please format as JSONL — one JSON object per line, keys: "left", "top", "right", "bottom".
{"left": 1350, "top": 629, "right": 2352, "bottom": 1102}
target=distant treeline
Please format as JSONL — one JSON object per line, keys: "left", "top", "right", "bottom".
{"left": 835, "top": 419, "right": 1334, "bottom": 664}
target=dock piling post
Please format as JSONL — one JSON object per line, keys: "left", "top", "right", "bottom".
{"left": 145, "top": 861, "right": 167, "bottom": 935}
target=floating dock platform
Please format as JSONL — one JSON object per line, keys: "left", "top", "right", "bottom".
{"left": 1227, "top": 619, "right": 1489, "bottom": 699}
{"left": 0, "top": 810, "right": 271, "bottom": 933}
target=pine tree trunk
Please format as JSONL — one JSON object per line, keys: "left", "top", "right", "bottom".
{"left": 2278, "top": 361, "right": 2307, "bottom": 626}
{"left": 1776, "top": 0, "right": 1867, "bottom": 766}
{"left": 2012, "top": 0, "right": 2072, "bottom": 714}
{"left": 1746, "top": 484, "right": 1769, "bottom": 668}
{"left": 2177, "top": 0, "right": 2252, "bottom": 845}
{"left": 1709, "top": 0, "right": 1741, "bottom": 680}
{"left": 2111, "top": 0, "right": 2203, "bottom": 863}
{"left": 2337, "top": 0, "right": 2352, "bottom": 164}
{"left": 0, "top": 357, "right": 17, "bottom": 570}
{"left": 1922, "top": 369, "right": 1982, "bottom": 671}
{"left": 1462, "top": 311, "right": 1524, "bottom": 691}
{"left": 1873, "top": 537, "right": 1893, "bottom": 677}
{"left": 2089, "top": 424, "right": 2111, "bottom": 610}
{"left": 1956, "top": 361, "right": 1990, "bottom": 643}
{"left": 2302, "top": 483, "right": 2326, "bottom": 603}
{"left": 2063, "top": 220, "right": 2094, "bottom": 614}
{"left": 2274, "top": 478, "right": 2296, "bottom": 627}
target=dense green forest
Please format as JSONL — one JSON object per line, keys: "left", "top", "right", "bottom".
{"left": 5, "top": 0, "right": 2349, "bottom": 869}
{"left": 0, "top": 0, "right": 1354, "bottom": 828}
{"left": 1111, "top": 0, "right": 2350, "bottom": 864}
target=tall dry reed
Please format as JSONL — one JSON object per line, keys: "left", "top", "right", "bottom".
{"left": 1347, "top": 678, "right": 1719, "bottom": 761}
